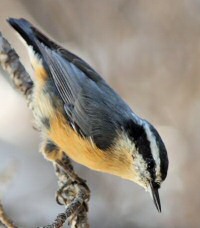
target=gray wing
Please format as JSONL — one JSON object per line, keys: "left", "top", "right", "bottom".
{"left": 39, "top": 44, "right": 132, "bottom": 150}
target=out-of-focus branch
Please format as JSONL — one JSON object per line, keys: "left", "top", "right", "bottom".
{"left": 0, "top": 201, "right": 17, "bottom": 228}
{"left": 0, "top": 33, "right": 90, "bottom": 227}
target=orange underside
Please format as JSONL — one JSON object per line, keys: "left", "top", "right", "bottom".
{"left": 47, "top": 112, "right": 134, "bottom": 180}
{"left": 33, "top": 59, "right": 134, "bottom": 181}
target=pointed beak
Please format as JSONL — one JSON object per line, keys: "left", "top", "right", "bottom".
{"left": 149, "top": 182, "right": 161, "bottom": 213}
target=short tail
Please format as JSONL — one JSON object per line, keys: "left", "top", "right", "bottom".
{"left": 8, "top": 18, "right": 39, "bottom": 53}
{"left": 7, "top": 18, "right": 58, "bottom": 54}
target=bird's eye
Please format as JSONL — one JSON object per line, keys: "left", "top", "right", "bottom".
{"left": 147, "top": 159, "right": 155, "bottom": 170}
{"left": 149, "top": 163, "right": 154, "bottom": 169}
{"left": 152, "top": 182, "right": 160, "bottom": 189}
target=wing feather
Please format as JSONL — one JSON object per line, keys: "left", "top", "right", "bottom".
{"left": 7, "top": 18, "right": 132, "bottom": 150}
{"left": 37, "top": 42, "right": 130, "bottom": 149}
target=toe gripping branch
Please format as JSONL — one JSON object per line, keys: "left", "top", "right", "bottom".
{"left": 0, "top": 33, "right": 90, "bottom": 228}
{"left": 42, "top": 154, "right": 90, "bottom": 228}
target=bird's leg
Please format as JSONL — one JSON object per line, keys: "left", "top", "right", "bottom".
{"left": 0, "top": 31, "right": 90, "bottom": 228}
{"left": 55, "top": 154, "right": 87, "bottom": 185}
{"left": 40, "top": 140, "right": 90, "bottom": 228}
{"left": 54, "top": 154, "right": 90, "bottom": 227}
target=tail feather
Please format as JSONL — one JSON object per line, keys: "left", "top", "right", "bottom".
{"left": 8, "top": 18, "right": 41, "bottom": 53}
{"left": 7, "top": 18, "right": 101, "bottom": 82}
{"left": 7, "top": 18, "right": 58, "bottom": 54}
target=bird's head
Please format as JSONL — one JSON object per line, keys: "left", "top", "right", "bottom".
{"left": 123, "top": 115, "right": 168, "bottom": 212}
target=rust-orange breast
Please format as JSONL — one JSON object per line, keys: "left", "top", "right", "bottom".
{"left": 48, "top": 112, "right": 134, "bottom": 180}
{"left": 32, "top": 55, "right": 135, "bottom": 181}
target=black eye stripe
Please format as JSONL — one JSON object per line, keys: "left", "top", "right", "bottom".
{"left": 125, "top": 119, "right": 156, "bottom": 181}
{"left": 136, "top": 135, "right": 156, "bottom": 181}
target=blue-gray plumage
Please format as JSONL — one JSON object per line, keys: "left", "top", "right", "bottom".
{"left": 39, "top": 43, "right": 135, "bottom": 150}
{"left": 8, "top": 18, "right": 168, "bottom": 213}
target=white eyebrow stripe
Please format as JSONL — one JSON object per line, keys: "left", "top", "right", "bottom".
{"left": 131, "top": 112, "right": 143, "bottom": 125}
{"left": 143, "top": 123, "right": 161, "bottom": 182}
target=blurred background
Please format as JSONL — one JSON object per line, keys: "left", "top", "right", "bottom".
{"left": 0, "top": 0, "right": 199, "bottom": 227}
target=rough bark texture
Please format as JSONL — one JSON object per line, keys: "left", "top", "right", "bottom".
{"left": 0, "top": 31, "right": 90, "bottom": 228}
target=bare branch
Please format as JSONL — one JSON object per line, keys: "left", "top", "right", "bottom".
{"left": 0, "top": 32, "right": 90, "bottom": 227}
{"left": 52, "top": 155, "right": 90, "bottom": 228}
{"left": 0, "top": 201, "right": 17, "bottom": 228}
{"left": 0, "top": 32, "right": 33, "bottom": 107}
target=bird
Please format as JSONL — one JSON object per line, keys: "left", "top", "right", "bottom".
{"left": 7, "top": 18, "right": 168, "bottom": 213}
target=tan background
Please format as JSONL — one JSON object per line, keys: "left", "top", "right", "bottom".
{"left": 0, "top": 0, "right": 199, "bottom": 227}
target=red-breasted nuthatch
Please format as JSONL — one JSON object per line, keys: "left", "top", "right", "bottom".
{"left": 8, "top": 18, "right": 168, "bottom": 212}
